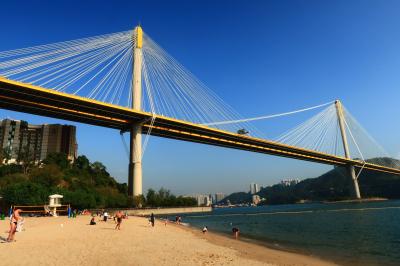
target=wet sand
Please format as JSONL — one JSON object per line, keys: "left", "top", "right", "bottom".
{"left": 0, "top": 216, "right": 338, "bottom": 265}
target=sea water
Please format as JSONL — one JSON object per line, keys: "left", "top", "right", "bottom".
{"left": 169, "top": 200, "right": 400, "bottom": 266}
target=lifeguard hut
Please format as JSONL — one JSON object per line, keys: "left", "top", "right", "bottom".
{"left": 48, "top": 194, "right": 63, "bottom": 216}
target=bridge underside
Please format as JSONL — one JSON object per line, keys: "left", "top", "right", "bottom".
{"left": 1, "top": 77, "right": 400, "bottom": 175}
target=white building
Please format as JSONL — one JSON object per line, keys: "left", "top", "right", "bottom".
{"left": 194, "top": 194, "right": 212, "bottom": 206}
{"left": 250, "top": 182, "right": 260, "bottom": 194}
{"left": 280, "top": 179, "right": 300, "bottom": 186}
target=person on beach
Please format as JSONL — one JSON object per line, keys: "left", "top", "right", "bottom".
{"left": 150, "top": 213, "right": 155, "bottom": 227}
{"left": 103, "top": 211, "right": 109, "bottom": 222}
{"left": 232, "top": 227, "right": 240, "bottom": 239}
{"left": 7, "top": 209, "right": 21, "bottom": 242}
{"left": 115, "top": 211, "right": 123, "bottom": 230}
{"left": 202, "top": 226, "right": 208, "bottom": 234}
{"left": 90, "top": 217, "right": 96, "bottom": 225}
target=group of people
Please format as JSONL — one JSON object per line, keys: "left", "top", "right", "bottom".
{"left": 5, "top": 208, "right": 241, "bottom": 244}
{"left": 175, "top": 216, "right": 182, "bottom": 224}
{"left": 89, "top": 210, "right": 126, "bottom": 230}
{"left": 201, "top": 225, "right": 240, "bottom": 239}
{"left": 86, "top": 208, "right": 241, "bottom": 239}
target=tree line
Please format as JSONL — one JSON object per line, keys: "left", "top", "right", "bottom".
{"left": 0, "top": 153, "right": 196, "bottom": 211}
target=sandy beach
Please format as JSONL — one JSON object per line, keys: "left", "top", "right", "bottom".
{"left": 0, "top": 216, "right": 338, "bottom": 266}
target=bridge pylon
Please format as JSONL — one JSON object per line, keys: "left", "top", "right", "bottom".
{"left": 335, "top": 100, "right": 361, "bottom": 199}
{"left": 128, "top": 26, "right": 143, "bottom": 197}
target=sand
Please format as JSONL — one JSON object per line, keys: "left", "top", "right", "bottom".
{"left": 0, "top": 216, "right": 338, "bottom": 266}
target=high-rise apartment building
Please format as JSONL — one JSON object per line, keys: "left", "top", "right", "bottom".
{"left": 193, "top": 194, "right": 212, "bottom": 206}
{"left": 250, "top": 182, "right": 260, "bottom": 194}
{"left": 0, "top": 119, "right": 77, "bottom": 164}
{"left": 215, "top": 193, "right": 226, "bottom": 203}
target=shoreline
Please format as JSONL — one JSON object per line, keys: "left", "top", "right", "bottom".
{"left": 323, "top": 197, "right": 388, "bottom": 204}
{"left": 163, "top": 218, "right": 338, "bottom": 266}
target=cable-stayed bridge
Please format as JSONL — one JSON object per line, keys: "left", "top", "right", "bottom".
{"left": 0, "top": 26, "right": 399, "bottom": 199}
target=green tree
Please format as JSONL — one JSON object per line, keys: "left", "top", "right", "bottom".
{"left": 2, "top": 147, "right": 12, "bottom": 165}
{"left": 43, "top": 153, "right": 70, "bottom": 169}
{"left": 17, "top": 145, "right": 35, "bottom": 174}
{"left": 131, "top": 195, "right": 146, "bottom": 208}
{"left": 90, "top": 161, "right": 106, "bottom": 173}
{"left": 30, "top": 164, "right": 63, "bottom": 187}
{"left": 74, "top": 155, "right": 90, "bottom": 170}
{"left": 146, "top": 189, "right": 157, "bottom": 206}
{"left": 2, "top": 181, "right": 49, "bottom": 205}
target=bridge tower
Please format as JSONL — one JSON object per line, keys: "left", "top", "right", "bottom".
{"left": 128, "top": 26, "right": 143, "bottom": 196}
{"left": 335, "top": 100, "right": 361, "bottom": 199}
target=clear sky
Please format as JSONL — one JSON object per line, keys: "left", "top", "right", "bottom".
{"left": 1, "top": 0, "right": 400, "bottom": 195}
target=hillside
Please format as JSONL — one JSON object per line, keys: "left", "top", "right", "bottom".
{"left": 224, "top": 157, "right": 400, "bottom": 205}
{"left": 0, "top": 153, "right": 196, "bottom": 211}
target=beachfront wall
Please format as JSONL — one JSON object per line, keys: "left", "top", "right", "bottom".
{"left": 127, "top": 206, "right": 212, "bottom": 216}
{"left": 95, "top": 206, "right": 212, "bottom": 216}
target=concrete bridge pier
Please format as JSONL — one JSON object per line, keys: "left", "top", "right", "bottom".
{"left": 349, "top": 165, "right": 361, "bottom": 199}
{"left": 335, "top": 100, "right": 361, "bottom": 199}
{"left": 128, "top": 26, "right": 143, "bottom": 197}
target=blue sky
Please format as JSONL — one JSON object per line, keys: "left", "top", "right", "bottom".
{"left": 1, "top": 0, "right": 400, "bottom": 195}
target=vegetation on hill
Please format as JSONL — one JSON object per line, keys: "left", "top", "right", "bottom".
{"left": 221, "top": 192, "right": 252, "bottom": 204}
{"left": 0, "top": 153, "right": 196, "bottom": 211}
{"left": 223, "top": 157, "right": 400, "bottom": 205}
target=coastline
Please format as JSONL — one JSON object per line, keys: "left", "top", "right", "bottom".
{"left": 0, "top": 215, "right": 338, "bottom": 265}
{"left": 167, "top": 219, "right": 339, "bottom": 266}
{"left": 323, "top": 197, "right": 388, "bottom": 204}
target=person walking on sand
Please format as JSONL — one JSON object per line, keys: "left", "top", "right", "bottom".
{"left": 232, "top": 227, "right": 240, "bottom": 239}
{"left": 150, "top": 213, "right": 155, "bottom": 227}
{"left": 202, "top": 226, "right": 208, "bottom": 234}
{"left": 7, "top": 209, "right": 21, "bottom": 242}
{"left": 115, "top": 211, "right": 123, "bottom": 230}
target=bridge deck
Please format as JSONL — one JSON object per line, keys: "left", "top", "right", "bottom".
{"left": 1, "top": 77, "right": 399, "bottom": 175}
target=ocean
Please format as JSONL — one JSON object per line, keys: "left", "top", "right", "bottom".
{"left": 168, "top": 200, "right": 400, "bottom": 266}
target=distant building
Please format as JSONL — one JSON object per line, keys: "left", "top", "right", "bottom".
{"left": 250, "top": 182, "right": 260, "bottom": 194}
{"left": 0, "top": 119, "right": 77, "bottom": 164}
{"left": 193, "top": 194, "right": 211, "bottom": 206}
{"left": 215, "top": 193, "right": 225, "bottom": 203}
{"left": 209, "top": 194, "right": 214, "bottom": 204}
{"left": 280, "top": 178, "right": 300, "bottom": 186}
{"left": 252, "top": 195, "right": 261, "bottom": 205}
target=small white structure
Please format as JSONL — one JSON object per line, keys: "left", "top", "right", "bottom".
{"left": 48, "top": 194, "right": 63, "bottom": 216}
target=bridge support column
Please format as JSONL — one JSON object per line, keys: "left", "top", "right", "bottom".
{"left": 128, "top": 26, "right": 143, "bottom": 197}
{"left": 335, "top": 100, "right": 361, "bottom": 199}
{"left": 129, "top": 124, "right": 142, "bottom": 196}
